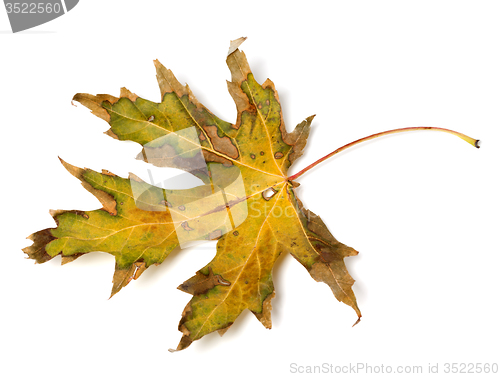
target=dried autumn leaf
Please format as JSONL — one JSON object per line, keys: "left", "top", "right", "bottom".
{"left": 23, "top": 40, "right": 479, "bottom": 351}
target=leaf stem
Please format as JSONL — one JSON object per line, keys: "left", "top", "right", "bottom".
{"left": 288, "top": 127, "right": 479, "bottom": 181}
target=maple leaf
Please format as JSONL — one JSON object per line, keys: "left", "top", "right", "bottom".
{"left": 23, "top": 39, "right": 479, "bottom": 351}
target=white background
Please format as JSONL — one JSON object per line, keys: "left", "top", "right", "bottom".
{"left": 1, "top": 1, "right": 499, "bottom": 376}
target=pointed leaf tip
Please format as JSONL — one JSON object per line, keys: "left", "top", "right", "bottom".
{"left": 57, "top": 159, "right": 118, "bottom": 216}
{"left": 228, "top": 37, "right": 247, "bottom": 56}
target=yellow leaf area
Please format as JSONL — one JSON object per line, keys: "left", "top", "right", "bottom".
{"left": 176, "top": 182, "right": 360, "bottom": 350}
{"left": 24, "top": 44, "right": 360, "bottom": 351}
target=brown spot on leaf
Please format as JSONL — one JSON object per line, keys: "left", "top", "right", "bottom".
{"left": 177, "top": 267, "right": 231, "bottom": 296}
{"left": 148, "top": 115, "right": 155, "bottom": 121}
{"left": 181, "top": 221, "right": 194, "bottom": 231}
{"left": 210, "top": 229, "right": 223, "bottom": 240}
{"left": 160, "top": 199, "right": 172, "bottom": 207}
{"left": 274, "top": 152, "right": 284, "bottom": 159}
{"left": 204, "top": 125, "right": 239, "bottom": 159}
{"left": 319, "top": 250, "right": 341, "bottom": 263}
{"left": 178, "top": 205, "right": 186, "bottom": 211}
{"left": 260, "top": 151, "right": 264, "bottom": 156}
{"left": 202, "top": 150, "right": 233, "bottom": 167}
{"left": 199, "top": 133, "right": 206, "bottom": 141}
{"left": 233, "top": 231, "right": 239, "bottom": 236}
{"left": 250, "top": 154, "right": 256, "bottom": 159}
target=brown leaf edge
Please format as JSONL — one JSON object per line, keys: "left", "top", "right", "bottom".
{"left": 22, "top": 158, "right": 117, "bottom": 265}
{"left": 294, "top": 195, "right": 362, "bottom": 326}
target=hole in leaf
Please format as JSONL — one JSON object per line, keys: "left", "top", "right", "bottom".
{"left": 262, "top": 188, "right": 276, "bottom": 201}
